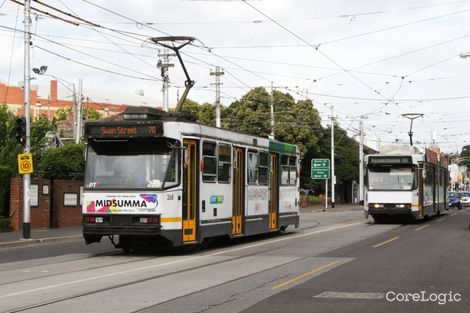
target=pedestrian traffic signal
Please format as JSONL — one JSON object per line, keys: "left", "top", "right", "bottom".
{"left": 15, "top": 117, "right": 26, "bottom": 145}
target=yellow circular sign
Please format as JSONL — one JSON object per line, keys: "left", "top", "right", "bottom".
{"left": 18, "top": 153, "right": 33, "bottom": 174}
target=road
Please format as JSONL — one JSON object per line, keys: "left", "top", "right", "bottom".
{"left": 0, "top": 207, "right": 469, "bottom": 313}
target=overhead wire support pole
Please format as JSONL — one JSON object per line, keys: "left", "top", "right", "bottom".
{"left": 158, "top": 48, "right": 175, "bottom": 112}
{"left": 330, "top": 106, "right": 335, "bottom": 208}
{"left": 402, "top": 113, "right": 423, "bottom": 146}
{"left": 23, "top": 0, "right": 32, "bottom": 239}
{"left": 270, "top": 82, "right": 275, "bottom": 139}
{"left": 359, "top": 116, "right": 366, "bottom": 204}
{"left": 75, "top": 78, "right": 83, "bottom": 144}
{"left": 210, "top": 66, "right": 224, "bottom": 128}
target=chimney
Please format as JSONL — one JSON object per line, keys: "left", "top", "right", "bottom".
{"left": 50, "top": 80, "right": 58, "bottom": 101}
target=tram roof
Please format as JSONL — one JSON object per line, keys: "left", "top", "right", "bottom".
{"left": 84, "top": 106, "right": 298, "bottom": 154}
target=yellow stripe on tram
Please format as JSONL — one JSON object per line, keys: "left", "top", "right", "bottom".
{"left": 160, "top": 217, "right": 182, "bottom": 223}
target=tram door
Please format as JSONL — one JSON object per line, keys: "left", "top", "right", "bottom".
{"left": 232, "top": 146, "right": 245, "bottom": 235}
{"left": 183, "top": 140, "right": 198, "bottom": 243}
{"left": 269, "top": 154, "right": 279, "bottom": 230}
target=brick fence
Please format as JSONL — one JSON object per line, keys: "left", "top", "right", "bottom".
{"left": 10, "top": 178, "right": 83, "bottom": 230}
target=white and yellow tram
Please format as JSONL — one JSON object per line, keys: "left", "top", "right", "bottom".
{"left": 365, "top": 145, "right": 449, "bottom": 222}
{"left": 82, "top": 107, "right": 300, "bottom": 250}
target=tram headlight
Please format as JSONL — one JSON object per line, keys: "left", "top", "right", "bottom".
{"left": 368, "top": 203, "right": 384, "bottom": 209}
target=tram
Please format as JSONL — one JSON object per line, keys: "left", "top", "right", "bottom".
{"left": 365, "top": 145, "right": 449, "bottom": 222}
{"left": 82, "top": 106, "right": 300, "bottom": 250}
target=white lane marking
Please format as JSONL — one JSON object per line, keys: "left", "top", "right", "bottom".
{"left": 414, "top": 224, "right": 429, "bottom": 231}
{"left": 372, "top": 236, "right": 399, "bottom": 248}
{"left": 451, "top": 213, "right": 457, "bottom": 216}
{"left": 0, "top": 220, "right": 364, "bottom": 300}
{"left": 315, "top": 291, "right": 385, "bottom": 300}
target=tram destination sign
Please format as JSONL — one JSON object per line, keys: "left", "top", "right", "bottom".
{"left": 85, "top": 122, "right": 163, "bottom": 138}
{"left": 311, "top": 159, "right": 330, "bottom": 180}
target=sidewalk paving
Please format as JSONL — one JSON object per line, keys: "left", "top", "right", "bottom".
{"left": 0, "top": 203, "right": 363, "bottom": 249}
{"left": 0, "top": 226, "right": 83, "bottom": 249}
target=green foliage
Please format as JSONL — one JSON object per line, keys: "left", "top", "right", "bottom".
{"left": 224, "top": 87, "right": 271, "bottom": 137}
{"left": 84, "top": 107, "right": 102, "bottom": 120}
{"left": 0, "top": 166, "right": 14, "bottom": 217}
{"left": 39, "top": 143, "right": 85, "bottom": 179}
{"left": 0, "top": 217, "right": 10, "bottom": 232}
{"left": 0, "top": 105, "right": 22, "bottom": 170}
{"left": 180, "top": 99, "right": 218, "bottom": 126}
{"left": 55, "top": 107, "right": 71, "bottom": 121}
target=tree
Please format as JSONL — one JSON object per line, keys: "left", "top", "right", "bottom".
{"left": 84, "top": 107, "right": 102, "bottom": 120}
{"left": 39, "top": 143, "right": 85, "bottom": 179}
{"left": 55, "top": 107, "right": 71, "bottom": 121}
{"left": 180, "top": 98, "right": 220, "bottom": 126}
{"left": 224, "top": 87, "right": 322, "bottom": 158}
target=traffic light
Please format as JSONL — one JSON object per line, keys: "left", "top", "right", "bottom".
{"left": 15, "top": 117, "right": 26, "bottom": 145}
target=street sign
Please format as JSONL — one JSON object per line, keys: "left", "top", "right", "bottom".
{"left": 311, "top": 159, "right": 330, "bottom": 179}
{"left": 18, "top": 153, "right": 33, "bottom": 174}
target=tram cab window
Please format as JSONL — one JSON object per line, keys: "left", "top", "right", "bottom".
{"left": 218, "top": 144, "right": 231, "bottom": 183}
{"left": 84, "top": 138, "right": 179, "bottom": 190}
{"left": 202, "top": 141, "right": 217, "bottom": 183}
{"left": 248, "top": 150, "right": 259, "bottom": 184}
{"left": 258, "top": 152, "right": 269, "bottom": 185}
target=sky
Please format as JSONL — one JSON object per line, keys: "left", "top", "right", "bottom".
{"left": 1, "top": 0, "right": 470, "bottom": 153}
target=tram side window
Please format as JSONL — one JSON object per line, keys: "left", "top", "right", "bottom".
{"left": 218, "top": 144, "right": 231, "bottom": 183}
{"left": 202, "top": 141, "right": 217, "bottom": 183}
{"left": 248, "top": 150, "right": 259, "bottom": 184}
{"left": 281, "top": 155, "right": 297, "bottom": 185}
{"left": 258, "top": 152, "right": 269, "bottom": 185}
{"left": 289, "top": 156, "right": 297, "bottom": 185}
{"left": 281, "top": 155, "right": 289, "bottom": 185}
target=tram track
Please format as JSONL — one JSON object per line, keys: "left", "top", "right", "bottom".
{"left": 3, "top": 221, "right": 365, "bottom": 312}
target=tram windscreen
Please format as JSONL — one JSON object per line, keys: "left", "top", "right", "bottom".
{"left": 85, "top": 139, "right": 179, "bottom": 190}
{"left": 367, "top": 165, "right": 417, "bottom": 191}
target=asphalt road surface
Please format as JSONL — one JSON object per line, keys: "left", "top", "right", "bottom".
{"left": 0, "top": 207, "right": 468, "bottom": 313}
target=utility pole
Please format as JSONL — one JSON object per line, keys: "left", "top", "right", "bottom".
{"left": 158, "top": 48, "right": 174, "bottom": 112}
{"left": 75, "top": 79, "right": 83, "bottom": 144}
{"left": 210, "top": 66, "right": 224, "bottom": 128}
{"left": 330, "top": 106, "right": 336, "bottom": 208}
{"left": 23, "top": 0, "right": 31, "bottom": 239}
{"left": 270, "top": 82, "right": 275, "bottom": 139}
{"left": 72, "top": 84, "right": 77, "bottom": 142}
{"left": 359, "top": 116, "right": 366, "bottom": 204}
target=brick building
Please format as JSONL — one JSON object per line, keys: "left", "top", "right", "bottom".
{"left": 0, "top": 80, "right": 127, "bottom": 121}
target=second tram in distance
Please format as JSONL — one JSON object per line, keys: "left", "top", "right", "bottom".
{"left": 82, "top": 107, "right": 300, "bottom": 251}
{"left": 365, "top": 145, "right": 449, "bottom": 223}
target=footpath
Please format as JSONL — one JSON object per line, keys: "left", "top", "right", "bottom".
{"left": 0, "top": 203, "right": 363, "bottom": 249}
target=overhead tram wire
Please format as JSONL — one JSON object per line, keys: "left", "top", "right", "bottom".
{"left": 12, "top": 0, "right": 165, "bottom": 71}
{"left": 35, "top": 46, "right": 161, "bottom": 82}
{"left": 184, "top": 51, "right": 400, "bottom": 79}
{"left": 56, "top": 0, "right": 156, "bottom": 68}
{"left": 316, "top": 33, "right": 470, "bottom": 83}
{"left": 79, "top": 0, "right": 276, "bottom": 90}
{"left": 208, "top": 6, "right": 470, "bottom": 50}
{"left": 241, "top": 0, "right": 388, "bottom": 101}
{"left": 88, "top": 0, "right": 470, "bottom": 25}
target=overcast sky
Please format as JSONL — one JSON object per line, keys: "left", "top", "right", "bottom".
{"left": 2, "top": 0, "right": 470, "bottom": 153}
